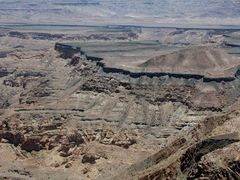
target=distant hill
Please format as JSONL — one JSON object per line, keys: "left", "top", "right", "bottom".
{"left": 138, "top": 46, "right": 240, "bottom": 78}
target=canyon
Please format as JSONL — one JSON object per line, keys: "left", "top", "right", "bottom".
{"left": 0, "top": 24, "right": 240, "bottom": 179}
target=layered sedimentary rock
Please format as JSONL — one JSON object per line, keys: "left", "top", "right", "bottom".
{"left": 1, "top": 27, "right": 240, "bottom": 179}
{"left": 111, "top": 112, "right": 240, "bottom": 180}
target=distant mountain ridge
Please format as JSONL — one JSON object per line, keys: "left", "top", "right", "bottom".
{"left": 0, "top": 0, "right": 239, "bottom": 25}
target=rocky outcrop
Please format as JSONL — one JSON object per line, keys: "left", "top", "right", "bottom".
{"left": 0, "top": 131, "right": 25, "bottom": 146}
{"left": 0, "top": 68, "right": 12, "bottom": 77}
{"left": 9, "top": 31, "right": 29, "bottom": 39}
{"left": 0, "top": 94, "right": 10, "bottom": 109}
{"left": 0, "top": 116, "right": 137, "bottom": 155}
{"left": 187, "top": 161, "right": 240, "bottom": 179}
{"left": 180, "top": 138, "right": 239, "bottom": 173}
{"left": 55, "top": 43, "right": 80, "bottom": 59}
{"left": 3, "top": 77, "right": 22, "bottom": 87}
{"left": 21, "top": 136, "right": 45, "bottom": 152}
{"left": 0, "top": 51, "right": 9, "bottom": 58}
{"left": 82, "top": 153, "right": 100, "bottom": 164}
{"left": 67, "top": 56, "right": 80, "bottom": 66}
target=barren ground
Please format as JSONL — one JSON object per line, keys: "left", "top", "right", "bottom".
{"left": 0, "top": 25, "right": 240, "bottom": 179}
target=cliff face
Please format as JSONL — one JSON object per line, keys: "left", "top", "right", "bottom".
{"left": 56, "top": 43, "right": 240, "bottom": 82}
{"left": 55, "top": 43, "right": 80, "bottom": 59}
{"left": 98, "top": 63, "right": 236, "bottom": 82}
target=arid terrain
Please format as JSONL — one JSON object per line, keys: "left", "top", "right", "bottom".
{"left": 1, "top": 0, "right": 240, "bottom": 26}
{"left": 0, "top": 24, "right": 240, "bottom": 179}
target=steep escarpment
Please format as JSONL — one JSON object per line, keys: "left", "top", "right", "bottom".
{"left": 97, "top": 62, "right": 236, "bottom": 82}
{"left": 56, "top": 42, "right": 240, "bottom": 82}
